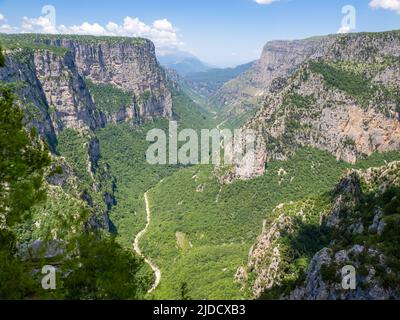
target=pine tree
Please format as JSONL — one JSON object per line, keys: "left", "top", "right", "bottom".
{"left": 0, "top": 48, "right": 51, "bottom": 299}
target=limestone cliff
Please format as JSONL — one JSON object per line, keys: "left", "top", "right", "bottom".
{"left": 39, "top": 35, "right": 172, "bottom": 119}
{"left": 0, "top": 34, "right": 172, "bottom": 235}
{"left": 0, "top": 34, "right": 172, "bottom": 139}
{"left": 237, "top": 161, "right": 400, "bottom": 300}
{"left": 231, "top": 30, "right": 400, "bottom": 180}
{"left": 216, "top": 36, "right": 334, "bottom": 110}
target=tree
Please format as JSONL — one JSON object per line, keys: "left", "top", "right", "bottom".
{"left": 63, "top": 233, "right": 149, "bottom": 300}
{"left": 0, "top": 48, "right": 51, "bottom": 299}
{"left": 0, "top": 48, "right": 5, "bottom": 67}
{"left": 0, "top": 84, "right": 51, "bottom": 228}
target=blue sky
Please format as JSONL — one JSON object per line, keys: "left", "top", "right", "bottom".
{"left": 0, "top": 0, "right": 399, "bottom": 67}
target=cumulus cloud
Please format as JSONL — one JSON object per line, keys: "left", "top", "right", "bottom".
{"left": 0, "top": 13, "right": 17, "bottom": 33}
{"left": 254, "top": 0, "right": 280, "bottom": 4}
{"left": 153, "top": 19, "right": 174, "bottom": 31}
{"left": 21, "top": 16, "right": 58, "bottom": 34}
{"left": 1, "top": 14, "right": 183, "bottom": 50}
{"left": 63, "top": 22, "right": 107, "bottom": 36}
{"left": 369, "top": 0, "right": 400, "bottom": 14}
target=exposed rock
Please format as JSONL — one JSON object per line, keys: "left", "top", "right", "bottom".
{"left": 216, "top": 36, "right": 335, "bottom": 110}
{"left": 42, "top": 37, "right": 172, "bottom": 120}
{"left": 19, "top": 240, "right": 66, "bottom": 261}
{"left": 88, "top": 137, "right": 101, "bottom": 173}
{"left": 242, "top": 161, "right": 400, "bottom": 300}
{"left": 325, "top": 173, "right": 361, "bottom": 228}
{"left": 217, "top": 31, "right": 400, "bottom": 115}
{"left": 33, "top": 50, "right": 104, "bottom": 131}
{"left": 0, "top": 34, "right": 173, "bottom": 147}
{"left": 289, "top": 245, "right": 399, "bottom": 300}
{"left": 223, "top": 31, "right": 400, "bottom": 180}
{"left": 236, "top": 200, "right": 324, "bottom": 298}
{"left": 369, "top": 208, "right": 384, "bottom": 234}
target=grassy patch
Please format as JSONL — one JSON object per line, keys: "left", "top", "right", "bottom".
{"left": 310, "top": 61, "right": 374, "bottom": 107}
{"left": 86, "top": 80, "right": 134, "bottom": 115}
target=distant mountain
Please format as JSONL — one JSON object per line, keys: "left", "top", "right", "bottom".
{"left": 157, "top": 50, "right": 213, "bottom": 76}
{"left": 228, "top": 30, "right": 400, "bottom": 181}
{"left": 184, "top": 61, "right": 255, "bottom": 98}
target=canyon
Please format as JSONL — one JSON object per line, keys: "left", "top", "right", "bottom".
{"left": 1, "top": 30, "right": 399, "bottom": 300}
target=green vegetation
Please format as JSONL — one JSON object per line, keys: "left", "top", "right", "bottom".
{"left": 57, "top": 129, "right": 92, "bottom": 184}
{"left": 86, "top": 80, "right": 134, "bottom": 115}
{"left": 2, "top": 29, "right": 400, "bottom": 301}
{"left": 0, "top": 79, "right": 51, "bottom": 299}
{"left": 0, "top": 85, "right": 51, "bottom": 229}
{"left": 310, "top": 60, "right": 374, "bottom": 108}
{"left": 283, "top": 93, "right": 316, "bottom": 111}
{"left": 29, "top": 33, "right": 148, "bottom": 46}
{"left": 139, "top": 90, "right": 151, "bottom": 105}
{"left": 95, "top": 86, "right": 215, "bottom": 248}
{"left": 171, "top": 88, "right": 216, "bottom": 130}
{"left": 261, "top": 158, "right": 400, "bottom": 298}
{"left": 62, "top": 233, "right": 152, "bottom": 300}
{"left": 0, "top": 46, "right": 4, "bottom": 66}
{"left": 140, "top": 147, "right": 400, "bottom": 299}
{"left": 0, "top": 51, "right": 152, "bottom": 299}
{"left": 0, "top": 34, "right": 69, "bottom": 56}
{"left": 185, "top": 62, "right": 254, "bottom": 96}
{"left": 95, "top": 120, "right": 181, "bottom": 247}
{"left": 260, "top": 198, "right": 332, "bottom": 299}
{"left": 0, "top": 33, "right": 146, "bottom": 53}
{"left": 330, "top": 182, "right": 400, "bottom": 287}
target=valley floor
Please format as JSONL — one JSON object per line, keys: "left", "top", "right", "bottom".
{"left": 133, "top": 191, "right": 161, "bottom": 294}
{"left": 134, "top": 147, "right": 400, "bottom": 299}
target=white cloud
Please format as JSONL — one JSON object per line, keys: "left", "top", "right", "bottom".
{"left": 1, "top": 14, "right": 183, "bottom": 50}
{"left": 101, "top": 17, "right": 182, "bottom": 48}
{"left": 254, "top": 0, "right": 279, "bottom": 4}
{"left": 21, "top": 16, "right": 58, "bottom": 34}
{"left": 0, "top": 13, "right": 17, "bottom": 33}
{"left": 369, "top": 0, "right": 400, "bottom": 14}
{"left": 153, "top": 19, "right": 174, "bottom": 31}
{"left": 67, "top": 22, "right": 107, "bottom": 36}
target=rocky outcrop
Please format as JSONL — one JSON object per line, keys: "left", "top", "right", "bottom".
{"left": 241, "top": 161, "right": 400, "bottom": 300}
{"left": 33, "top": 50, "right": 105, "bottom": 131}
{"left": 0, "top": 48, "right": 103, "bottom": 143}
{"left": 40, "top": 36, "right": 172, "bottom": 119}
{"left": 215, "top": 37, "right": 333, "bottom": 109}
{"left": 0, "top": 34, "right": 172, "bottom": 141}
{"left": 235, "top": 199, "right": 328, "bottom": 298}
{"left": 216, "top": 31, "right": 400, "bottom": 112}
{"left": 231, "top": 30, "right": 400, "bottom": 179}
{"left": 0, "top": 35, "right": 173, "bottom": 235}
{"left": 288, "top": 245, "right": 399, "bottom": 300}
{"left": 0, "top": 49, "right": 58, "bottom": 149}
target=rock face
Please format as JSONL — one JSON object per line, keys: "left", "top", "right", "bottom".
{"left": 232, "top": 31, "right": 400, "bottom": 179}
{"left": 0, "top": 34, "right": 172, "bottom": 236}
{"left": 43, "top": 37, "right": 172, "bottom": 119}
{"left": 216, "top": 37, "right": 334, "bottom": 109}
{"left": 33, "top": 49, "right": 105, "bottom": 131}
{"left": 235, "top": 199, "right": 327, "bottom": 298}
{"left": 238, "top": 161, "right": 400, "bottom": 300}
{"left": 0, "top": 34, "right": 172, "bottom": 142}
